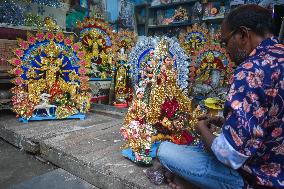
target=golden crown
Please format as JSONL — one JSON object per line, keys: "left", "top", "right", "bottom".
{"left": 44, "top": 41, "right": 60, "bottom": 58}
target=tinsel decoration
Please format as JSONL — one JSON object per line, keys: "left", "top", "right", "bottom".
{"left": 77, "top": 17, "right": 115, "bottom": 79}
{"left": 112, "top": 29, "right": 137, "bottom": 63}
{"left": 0, "top": 0, "right": 25, "bottom": 25}
{"left": 32, "top": 0, "right": 62, "bottom": 8}
{"left": 179, "top": 24, "right": 209, "bottom": 56}
{"left": 24, "top": 13, "right": 44, "bottom": 28}
{"left": 9, "top": 30, "right": 91, "bottom": 120}
{"left": 128, "top": 36, "right": 159, "bottom": 87}
{"left": 113, "top": 29, "right": 137, "bottom": 105}
{"left": 129, "top": 36, "right": 190, "bottom": 93}
{"left": 189, "top": 43, "right": 234, "bottom": 100}
{"left": 122, "top": 42, "right": 194, "bottom": 165}
{"left": 121, "top": 87, "right": 154, "bottom": 165}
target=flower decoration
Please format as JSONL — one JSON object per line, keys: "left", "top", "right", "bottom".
{"left": 36, "top": 32, "right": 45, "bottom": 41}
{"left": 18, "top": 40, "right": 29, "bottom": 50}
{"left": 72, "top": 42, "right": 81, "bottom": 52}
{"left": 112, "top": 29, "right": 137, "bottom": 106}
{"left": 64, "top": 37, "right": 73, "bottom": 46}
{"left": 77, "top": 51, "right": 85, "bottom": 59}
{"left": 55, "top": 32, "right": 64, "bottom": 42}
{"left": 27, "top": 35, "right": 36, "bottom": 44}
{"left": 129, "top": 36, "right": 190, "bottom": 92}
{"left": 10, "top": 58, "right": 22, "bottom": 66}
{"left": 179, "top": 24, "right": 209, "bottom": 56}
{"left": 189, "top": 43, "right": 234, "bottom": 100}
{"left": 112, "top": 29, "right": 137, "bottom": 63}
{"left": 14, "top": 49, "right": 24, "bottom": 58}
{"left": 9, "top": 30, "right": 91, "bottom": 120}
{"left": 46, "top": 32, "right": 54, "bottom": 40}
{"left": 77, "top": 17, "right": 114, "bottom": 79}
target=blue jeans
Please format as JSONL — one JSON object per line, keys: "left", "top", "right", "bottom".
{"left": 157, "top": 141, "right": 244, "bottom": 189}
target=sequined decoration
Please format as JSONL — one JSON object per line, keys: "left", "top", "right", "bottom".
{"left": 0, "top": 0, "right": 25, "bottom": 26}
{"left": 32, "top": 0, "right": 62, "bottom": 8}
{"left": 121, "top": 88, "right": 153, "bottom": 164}
{"left": 122, "top": 40, "right": 194, "bottom": 164}
{"left": 129, "top": 36, "right": 190, "bottom": 93}
{"left": 9, "top": 28, "right": 91, "bottom": 120}
{"left": 189, "top": 43, "right": 234, "bottom": 101}
{"left": 179, "top": 24, "right": 209, "bottom": 56}
{"left": 24, "top": 13, "right": 44, "bottom": 28}
{"left": 77, "top": 17, "right": 115, "bottom": 79}
{"left": 112, "top": 29, "right": 137, "bottom": 105}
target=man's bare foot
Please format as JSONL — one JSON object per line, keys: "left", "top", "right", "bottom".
{"left": 165, "top": 171, "right": 199, "bottom": 189}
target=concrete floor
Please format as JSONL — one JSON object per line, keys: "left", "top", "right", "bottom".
{"left": 0, "top": 106, "right": 171, "bottom": 189}
{"left": 0, "top": 139, "right": 55, "bottom": 189}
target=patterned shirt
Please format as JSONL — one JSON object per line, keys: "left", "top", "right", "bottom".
{"left": 211, "top": 37, "right": 284, "bottom": 188}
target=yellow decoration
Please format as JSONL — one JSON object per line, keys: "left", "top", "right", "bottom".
{"left": 124, "top": 97, "right": 148, "bottom": 126}
{"left": 44, "top": 17, "right": 60, "bottom": 31}
{"left": 204, "top": 98, "right": 224, "bottom": 110}
{"left": 113, "top": 29, "right": 137, "bottom": 105}
{"left": 115, "top": 66, "right": 127, "bottom": 101}
{"left": 9, "top": 31, "right": 91, "bottom": 120}
{"left": 151, "top": 133, "right": 172, "bottom": 142}
{"left": 77, "top": 17, "right": 114, "bottom": 79}
{"left": 147, "top": 56, "right": 192, "bottom": 125}
{"left": 179, "top": 24, "right": 209, "bottom": 56}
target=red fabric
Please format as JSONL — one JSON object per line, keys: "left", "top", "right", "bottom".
{"left": 171, "top": 131, "right": 193, "bottom": 145}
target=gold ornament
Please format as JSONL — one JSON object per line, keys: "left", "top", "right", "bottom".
{"left": 44, "top": 17, "right": 60, "bottom": 31}
{"left": 9, "top": 31, "right": 91, "bottom": 120}
{"left": 179, "top": 24, "right": 209, "bottom": 56}
{"left": 155, "top": 39, "right": 170, "bottom": 60}
{"left": 77, "top": 17, "right": 114, "bottom": 78}
{"left": 147, "top": 56, "right": 192, "bottom": 125}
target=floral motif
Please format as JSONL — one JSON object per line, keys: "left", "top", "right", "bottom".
{"left": 36, "top": 33, "right": 45, "bottom": 41}
{"left": 46, "top": 32, "right": 54, "bottom": 40}
{"left": 247, "top": 92, "right": 259, "bottom": 102}
{"left": 269, "top": 104, "right": 279, "bottom": 117}
{"left": 11, "top": 58, "right": 22, "bottom": 66}
{"left": 220, "top": 37, "right": 284, "bottom": 188}
{"left": 231, "top": 100, "right": 242, "bottom": 110}
{"left": 253, "top": 107, "right": 266, "bottom": 119}
{"left": 19, "top": 41, "right": 29, "bottom": 50}
{"left": 236, "top": 71, "right": 246, "bottom": 80}
{"left": 9, "top": 31, "right": 91, "bottom": 120}
{"left": 55, "top": 33, "right": 64, "bottom": 42}
{"left": 243, "top": 98, "right": 251, "bottom": 113}
{"left": 260, "top": 163, "right": 281, "bottom": 177}
{"left": 242, "top": 62, "right": 253, "bottom": 70}
{"left": 28, "top": 36, "right": 36, "bottom": 44}
{"left": 64, "top": 37, "right": 72, "bottom": 46}
{"left": 15, "top": 49, "right": 24, "bottom": 58}
{"left": 246, "top": 69, "right": 264, "bottom": 88}
{"left": 73, "top": 43, "right": 80, "bottom": 52}
{"left": 272, "top": 144, "right": 284, "bottom": 155}
{"left": 265, "top": 89, "right": 278, "bottom": 97}
{"left": 272, "top": 128, "right": 282, "bottom": 138}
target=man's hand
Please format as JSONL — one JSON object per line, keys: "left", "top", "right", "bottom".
{"left": 195, "top": 116, "right": 218, "bottom": 151}
{"left": 197, "top": 114, "right": 225, "bottom": 128}
{"left": 195, "top": 119, "right": 209, "bottom": 134}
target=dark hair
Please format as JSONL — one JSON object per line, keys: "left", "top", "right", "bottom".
{"left": 224, "top": 4, "right": 274, "bottom": 36}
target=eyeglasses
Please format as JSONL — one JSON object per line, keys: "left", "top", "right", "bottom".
{"left": 221, "top": 26, "right": 252, "bottom": 48}
{"left": 221, "top": 29, "right": 238, "bottom": 48}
